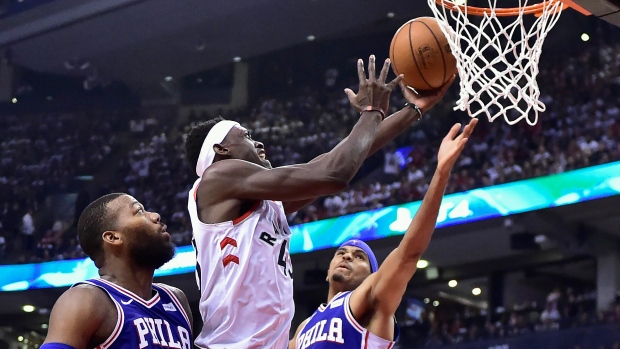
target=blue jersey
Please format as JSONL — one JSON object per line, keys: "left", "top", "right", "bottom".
{"left": 73, "top": 278, "right": 192, "bottom": 349}
{"left": 296, "top": 291, "right": 399, "bottom": 349}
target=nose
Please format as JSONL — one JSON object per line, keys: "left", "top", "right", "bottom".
{"left": 341, "top": 252, "right": 353, "bottom": 262}
{"left": 254, "top": 141, "right": 264, "bottom": 149}
{"left": 149, "top": 212, "right": 161, "bottom": 223}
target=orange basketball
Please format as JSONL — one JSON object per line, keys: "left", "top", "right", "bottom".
{"left": 389, "top": 17, "right": 457, "bottom": 91}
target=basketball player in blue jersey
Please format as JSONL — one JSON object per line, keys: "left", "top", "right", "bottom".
{"left": 183, "top": 56, "right": 454, "bottom": 348}
{"left": 42, "top": 193, "right": 193, "bottom": 349}
{"left": 290, "top": 118, "right": 478, "bottom": 349}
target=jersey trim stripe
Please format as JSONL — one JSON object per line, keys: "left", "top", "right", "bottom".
{"left": 232, "top": 201, "right": 260, "bottom": 225}
{"left": 96, "top": 278, "right": 161, "bottom": 308}
{"left": 362, "top": 330, "right": 370, "bottom": 349}
{"left": 79, "top": 281, "right": 125, "bottom": 349}
{"left": 343, "top": 293, "right": 365, "bottom": 333}
{"left": 155, "top": 284, "right": 192, "bottom": 333}
{"left": 101, "top": 298, "right": 124, "bottom": 349}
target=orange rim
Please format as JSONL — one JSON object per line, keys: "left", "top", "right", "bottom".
{"left": 433, "top": 0, "right": 585, "bottom": 17}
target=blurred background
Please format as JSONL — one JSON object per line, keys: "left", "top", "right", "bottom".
{"left": 0, "top": 0, "right": 619, "bottom": 348}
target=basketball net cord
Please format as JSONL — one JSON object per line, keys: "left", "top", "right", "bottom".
{"left": 428, "top": 0, "right": 564, "bottom": 125}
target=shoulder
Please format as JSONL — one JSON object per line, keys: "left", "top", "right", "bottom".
{"left": 156, "top": 284, "right": 189, "bottom": 306}
{"left": 61, "top": 283, "right": 114, "bottom": 308}
{"left": 154, "top": 283, "right": 193, "bottom": 327}
{"left": 291, "top": 317, "right": 311, "bottom": 347}
{"left": 45, "top": 284, "right": 116, "bottom": 348}
{"left": 49, "top": 285, "right": 112, "bottom": 333}
{"left": 202, "top": 159, "right": 263, "bottom": 179}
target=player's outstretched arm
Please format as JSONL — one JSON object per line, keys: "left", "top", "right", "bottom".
{"left": 204, "top": 56, "right": 402, "bottom": 203}
{"left": 42, "top": 286, "right": 111, "bottom": 349}
{"left": 350, "top": 119, "right": 478, "bottom": 318}
{"left": 282, "top": 77, "right": 455, "bottom": 214}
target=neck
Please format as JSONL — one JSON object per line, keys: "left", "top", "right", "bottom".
{"left": 326, "top": 285, "right": 345, "bottom": 304}
{"left": 99, "top": 259, "right": 155, "bottom": 300}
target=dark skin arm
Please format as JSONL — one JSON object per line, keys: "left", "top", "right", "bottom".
{"left": 282, "top": 78, "right": 456, "bottom": 215}
{"left": 199, "top": 56, "right": 402, "bottom": 224}
{"left": 43, "top": 285, "right": 116, "bottom": 349}
{"left": 348, "top": 119, "right": 478, "bottom": 340}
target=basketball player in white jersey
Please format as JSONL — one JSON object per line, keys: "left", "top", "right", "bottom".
{"left": 290, "top": 118, "right": 478, "bottom": 349}
{"left": 183, "top": 56, "right": 454, "bottom": 349}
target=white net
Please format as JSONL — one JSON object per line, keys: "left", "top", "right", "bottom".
{"left": 428, "top": 0, "right": 565, "bottom": 125}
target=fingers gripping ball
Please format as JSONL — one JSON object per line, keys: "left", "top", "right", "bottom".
{"left": 389, "top": 17, "right": 457, "bottom": 91}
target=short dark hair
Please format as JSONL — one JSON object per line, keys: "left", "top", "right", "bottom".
{"left": 77, "top": 193, "right": 124, "bottom": 267}
{"left": 184, "top": 116, "right": 224, "bottom": 171}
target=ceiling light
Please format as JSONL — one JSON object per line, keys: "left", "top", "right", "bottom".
{"left": 432, "top": 300, "right": 439, "bottom": 307}
{"left": 387, "top": 12, "right": 395, "bottom": 18}
{"left": 423, "top": 298, "right": 430, "bottom": 304}
{"left": 11, "top": 97, "right": 17, "bottom": 103}
{"left": 581, "top": 33, "right": 590, "bottom": 42}
{"left": 164, "top": 76, "right": 173, "bottom": 82}
{"left": 18, "top": 336, "right": 23, "bottom": 342}
{"left": 41, "top": 324, "right": 48, "bottom": 329}
{"left": 306, "top": 35, "right": 316, "bottom": 41}
{"left": 472, "top": 287, "right": 482, "bottom": 296}
{"left": 233, "top": 56, "right": 242, "bottom": 62}
{"left": 416, "top": 260, "right": 429, "bottom": 269}
{"left": 448, "top": 280, "right": 458, "bottom": 288}
{"left": 22, "top": 305, "right": 35, "bottom": 312}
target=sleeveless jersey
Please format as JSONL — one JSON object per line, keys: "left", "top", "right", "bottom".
{"left": 73, "top": 278, "right": 192, "bottom": 349}
{"left": 188, "top": 179, "right": 294, "bottom": 349}
{"left": 296, "top": 291, "right": 399, "bottom": 349}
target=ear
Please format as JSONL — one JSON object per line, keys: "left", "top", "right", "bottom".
{"left": 213, "top": 143, "right": 229, "bottom": 156}
{"left": 102, "top": 230, "right": 123, "bottom": 246}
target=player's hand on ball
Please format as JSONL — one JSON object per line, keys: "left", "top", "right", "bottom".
{"left": 436, "top": 118, "right": 478, "bottom": 174}
{"left": 345, "top": 55, "right": 403, "bottom": 114}
{"left": 399, "top": 75, "right": 456, "bottom": 115}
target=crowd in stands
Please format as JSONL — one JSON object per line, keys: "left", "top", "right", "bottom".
{"left": 0, "top": 109, "right": 134, "bottom": 263}
{"left": 396, "top": 286, "right": 620, "bottom": 349}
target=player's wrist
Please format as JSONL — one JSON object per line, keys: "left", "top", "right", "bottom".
{"left": 360, "top": 105, "right": 386, "bottom": 120}
{"left": 404, "top": 103, "right": 423, "bottom": 120}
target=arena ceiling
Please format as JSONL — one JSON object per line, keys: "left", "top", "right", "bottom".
{"left": 0, "top": 0, "right": 595, "bottom": 99}
{"left": 0, "top": 0, "right": 429, "bottom": 99}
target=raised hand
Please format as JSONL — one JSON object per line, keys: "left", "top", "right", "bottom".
{"left": 400, "top": 75, "right": 456, "bottom": 115}
{"left": 345, "top": 55, "right": 403, "bottom": 115}
{"left": 437, "top": 118, "right": 478, "bottom": 174}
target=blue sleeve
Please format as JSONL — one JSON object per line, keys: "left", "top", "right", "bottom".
{"left": 40, "top": 343, "right": 77, "bottom": 349}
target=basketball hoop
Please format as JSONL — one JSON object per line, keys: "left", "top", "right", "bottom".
{"left": 427, "top": 0, "right": 579, "bottom": 125}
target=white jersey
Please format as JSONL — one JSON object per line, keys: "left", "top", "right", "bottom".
{"left": 188, "top": 179, "right": 295, "bottom": 349}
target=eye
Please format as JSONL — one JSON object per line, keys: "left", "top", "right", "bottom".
{"left": 356, "top": 255, "right": 364, "bottom": 260}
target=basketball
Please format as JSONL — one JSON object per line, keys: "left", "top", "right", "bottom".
{"left": 389, "top": 17, "right": 457, "bottom": 91}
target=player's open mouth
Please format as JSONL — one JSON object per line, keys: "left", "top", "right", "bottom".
{"left": 258, "top": 151, "right": 266, "bottom": 160}
{"left": 336, "top": 263, "right": 350, "bottom": 271}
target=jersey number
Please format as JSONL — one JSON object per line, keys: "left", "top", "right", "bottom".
{"left": 192, "top": 239, "right": 202, "bottom": 291}
{"left": 278, "top": 240, "right": 293, "bottom": 279}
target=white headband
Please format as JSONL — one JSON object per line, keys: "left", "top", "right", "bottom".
{"left": 195, "top": 120, "right": 240, "bottom": 177}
